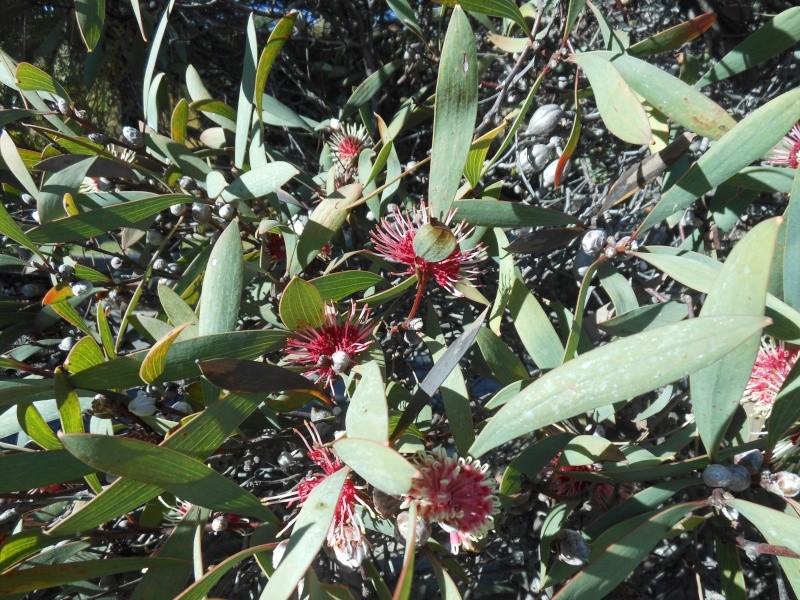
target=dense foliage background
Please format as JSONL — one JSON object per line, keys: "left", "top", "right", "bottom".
{"left": 1, "top": 1, "right": 800, "bottom": 598}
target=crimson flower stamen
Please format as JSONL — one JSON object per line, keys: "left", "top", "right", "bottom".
{"left": 284, "top": 302, "right": 374, "bottom": 391}
{"left": 767, "top": 123, "right": 800, "bottom": 169}
{"left": 403, "top": 449, "right": 499, "bottom": 553}
{"left": 370, "top": 203, "right": 486, "bottom": 297}
{"left": 542, "top": 454, "right": 615, "bottom": 509}
{"left": 742, "top": 338, "right": 799, "bottom": 418}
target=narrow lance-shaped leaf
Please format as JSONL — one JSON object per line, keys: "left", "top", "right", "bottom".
{"left": 142, "top": 0, "right": 176, "bottom": 126}
{"left": 691, "top": 217, "right": 779, "bottom": 458}
{"left": 428, "top": 6, "right": 478, "bottom": 219}
{"left": 696, "top": 7, "right": 800, "bottom": 88}
{"left": 139, "top": 323, "right": 192, "bottom": 384}
{"left": 433, "top": 0, "right": 529, "bottom": 35}
{"left": 75, "top": 0, "right": 106, "bottom": 52}
{"left": 469, "top": 315, "right": 769, "bottom": 458}
{"left": 235, "top": 14, "right": 257, "bottom": 169}
{"left": 639, "top": 86, "right": 800, "bottom": 233}
{"left": 347, "top": 361, "right": 389, "bottom": 443}
{"left": 60, "top": 433, "right": 274, "bottom": 521}
{"left": 334, "top": 438, "right": 418, "bottom": 496}
{"left": 198, "top": 221, "right": 243, "bottom": 336}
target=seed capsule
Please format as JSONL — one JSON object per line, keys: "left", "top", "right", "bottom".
{"left": 331, "top": 350, "right": 353, "bottom": 374}
{"left": 128, "top": 394, "right": 157, "bottom": 416}
{"left": 210, "top": 515, "right": 229, "bottom": 532}
{"left": 526, "top": 104, "right": 564, "bottom": 137}
{"left": 192, "top": 202, "right": 212, "bottom": 223}
{"left": 555, "top": 529, "right": 590, "bottom": 566}
{"left": 170, "top": 203, "right": 187, "bottom": 216}
{"left": 581, "top": 230, "right": 606, "bottom": 255}
{"left": 178, "top": 175, "right": 197, "bottom": 191}
{"left": 71, "top": 280, "right": 93, "bottom": 296}
{"left": 733, "top": 450, "right": 763, "bottom": 475}
{"left": 395, "top": 511, "right": 430, "bottom": 546}
{"left": 702, "top": 464, "right": 732, "bottom": 488}
{"left": 110, "top": 257, "right": 124, "bottom": 270}
{"left": 122, "top": 126, "right": 144, "bottom": 148}
{"left": 726, "top": 464, "right": 751, "bottom": 492}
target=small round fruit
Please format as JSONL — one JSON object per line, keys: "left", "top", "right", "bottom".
{"left": 703, "top": 464, "right": 732, "bottom": 488}
{"left": 726, "top": 464, "right": 751, "bottom": 492}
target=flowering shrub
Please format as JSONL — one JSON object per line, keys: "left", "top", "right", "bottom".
{"left": 1, "top": 2, "right": 800, "bottom": 599}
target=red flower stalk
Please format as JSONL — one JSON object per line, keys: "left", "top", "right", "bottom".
{"left": 262, "top": 422, "right": 369, "bottom": 568}
{"left": 403, "top": 449, "right": 499, "bottom": 553}
{"left": 284, "top": 302, "right": 374, "bottom": 390}
{"left": 370, "top": 203, "right": 486, "bottom": 297}
{"left": 542, "top": 454, "right": 615, "bottom": 509}
{"left": 767, "top": 123, "right": 800, "bottom": 168}
{"left": 742, "top": 338, "right": 800, "bottom": 417}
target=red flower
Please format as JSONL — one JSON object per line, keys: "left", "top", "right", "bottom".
{"left": 370, "top": 203, "right": 486, "bottom": 296}
{"left": 284, "top": 302, "right": 374, "bottom": 390}
{"left": 263, "top": 422, "right": 368, "bottom": 568}
{"left": 767, "top": 123, "right": 800, "bottom": 168}
{"left": 542, "top": 454, "right": 615, "bottom": 509}
{"left": 403, "top": 449, "right": 499, "bottom": 553}
{"left": 329, "top": 123, "right": 371, "bottom": 168}
{"left": 742, "top": 339, "right": 800, "bottom": 417}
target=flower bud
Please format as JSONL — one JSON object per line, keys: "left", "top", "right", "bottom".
{"left": 55, "top": 98, "right": 70, "bottom": 115}
{"left": 210, "top": 515, "right": 229, "bottom": 532}
{"left": 581, "top": 230, "right": 606, "bottom": 255}
{"left": 178, "top": 175, "right": 197, "bottom": 191}
{"left": 21, "top": 193, "right": 35, "bottom": 206}
{"left": 769, "top": 471, "right": 800, "bottom": 498}
{"left": 395, "top": 511, "right": 430, "bottom": 547}
{"left": 330, "top": 350, "right": 353, "bottom": 374}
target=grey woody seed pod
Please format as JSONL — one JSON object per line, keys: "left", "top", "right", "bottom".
{"left": 192, "top": 202, "right": 212, "bottom": 223}
{"left": 703, "top": 464, "right": 732, "bottom": 488}
{"left": 395, "top": 511, "right": 430, "bottom": 547}
{"left": 726, "top": 464, "right": 751, "bottom": 492}
{"left": 526, "top": 104, "right": 564, "bottom": 137}
{"left": 556, "top": 530, "right": 590, "bottom": 566}
{"left": 122, "top": 126, "right": 144, "bottom": 148}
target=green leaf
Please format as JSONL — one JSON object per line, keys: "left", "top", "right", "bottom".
{"left": 508, "top": 276, "right": 564, "bottom": 370}
{"left": 628, "top": 12, "right": 716, "bottom": 57}
{"left": 553, "top": 502, "right": 703, "bottom": 600}
{"left": 235, "top": 14, "right": 258, "bottom": 169}
{"left": 171, "top": 98, "right": 189, "bottom": 144}
{"left": 0, "top": 130, "right": 39, "bottom": 201}
{"left": 727, "top": 499, "right": 800, "bottom": 558}
{"left": 49, "top": 392, "right": 271, "bottom": 536}
{"left": 140, "top": 323, "right": 193, "bottom": 384}
{"left": 639, "top": 86, "right": 800, "bottom": 232}
{"left": 143, "top": 0, "right": 175, "bottom": 127}
{"left": 342, "top": 61, "right": 402, "bottom": 120}
{"left": 0, "top": 558, "right": 187, "bottom": 595}
{"left": 197, "top": 358, "right": 323, "bottom": 395}
{"left": 64, "top": 336, "right": 105, "bottom": 373}
{"left": 60, "top": 433, "right": 273, "bottom": 520}
{"left": 696, "top": 8, "right": 800, "bottom": 88}
{"left": 469, "top": 315, "right": 768, "bottom": 458}
{"left": 17, "top": 403, "right": 61, "bottom": 450}
{"left": 691, "top": 217, "right": 778, "bottom": 458}
{"left": 562, "top": 435, "right": 626, "bottom": 465}
{"left": 413, "top": 223, "right": 457, "bottom": 262}
{"left": 500, "top": 433, "right": 570, "bottom": 496}
{"left": 598, "top": 301, "right": 687, "bottom": 336}
{"left": 0, "top": 449, "right": 94, "bottom": 494}
{"left": 434, "top": 0, "right": 529, "bottom": 34}
{"left": 131, "top": 505, "right": 201, "bottom": 600}
{"left": 158, "top": 283, "right": 198, "bottom": 327}
{"left": 334, "top": 438, "right": 417, "bottom": 496}
{"left": 27, "top": 194, "right": 193, "bottom": 244}
{"left": 476, "top": 327, "right": 528, "bottom": 385}
{"left": 716, "top": 538, "right": 747, "bottom": 600}
{"left": 0, "top": 529, "right": 73, "bottom": 573}
{"left": 38, "top": 155, "right": 98, "bottom": 224}
{"left": 280, "top": 276, "right": 325, "bottom": 330}
{"left": 428, "top": 6, "right": 478, "bottom": 219}
{"left": 198, "top": 221, "right": 243, "bottom": 336}
{"left": 570, "top": 53, "right": 651, "bottom": 145}
{"left": 453, "top": 199, "right": 581, "bottom": 227}
{"left": 15, "top": 62, "right": 71, "bottom": 104}
{"left": 311, "top": 271, "right": 384, "bottom": 302}
{"left": 0, "top": 192, "right": 42, "bottom": 259}
{"left": 69, "top": 330, "right": 287, "bottom": 390}
{"left": 289, "top": 186, "right": 354, "bottom": 276}
{"left": 598, "top": 51, "right": 737, "bottom": 141}
{"left": 146, "top": 133, "right": 210, "bottom": 181}
{"left": 766, "top": 360, "right": 800, "bottom": 455}
{"left": 260, "top": 468, "right": 348, "bottom": 600}
{"left": 347, "top": 361, "right": 389, "bottom": 443}
{"left": 255, "top": 13, "right": 297, "bottom": 128}
{"left": 784, "top": 169, "right": 800, "bottom": 310}
{"left": 563, "top": 0, "right": 587, "bottom": 42}
{"left": 219, "top": 163, "right": 299, "bottom": 203}
{"left": 75, "top": 0, "right": 106, "bottom": 51}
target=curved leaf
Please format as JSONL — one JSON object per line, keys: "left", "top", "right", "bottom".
{"left": 347, "top": 361, "right": 389, "bottom": 443}
{"left": 255, "top": 13, "right": 297, "bottom": 127}
{"left": 469, "top": 315, "right": 768, "bottom": 458}
{"left": 434, "top": 0, "right": 529, "bottom": 34}
{"left": 139, "top": 323, "right": 193, "bottom": 384}
{"left": 198, "top": 221, "right": 243, "bottom": 336}
{"left": 280, "top": 276, "right": 325, "bottom": 330}
{"left": 570, "top": 53, "right": 651, "bottom": 145}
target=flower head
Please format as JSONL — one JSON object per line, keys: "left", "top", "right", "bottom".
{"left": 370, "top": 204, "right": 486, "bottom": 296}
{"left": 329, "top": 123, "right": 371, "bottom": 169}
{"left": 742, "top": 338, "right": 800, "bottom": 417}
{"left": 767, "top": 123, "right": 800, "bottom": 168}
{"left": 285, "top": 302, "right": 374, "bottom": 390}
{"left": 403, "top": 449, "right": 499, "bottom": 553}
{"left": 542, "top": 454, "right": 615, "bottom": 509}
{"left": 262, "top": 422, "right": 368, "bottom": 568}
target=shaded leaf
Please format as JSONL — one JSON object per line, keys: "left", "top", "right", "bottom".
{"left": 255, "top": 13, "right": 298, "bottom": 127}
{"left": 505, "top": 227, "right": 584, "bottom": 256}
{"left": 75, "top": 0, "right": 105, "bottom": 51}
{"left": 453, "top": 199, "right": 581, "bottom": 227}
{"left": 434, "top": 0, "right": 529, "bottom": 34}
{"left": 197, "top": 358, "right": 322, "bottom": 394}
{"left": 628, "top": 13, "right": 716, "bottom": 57}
